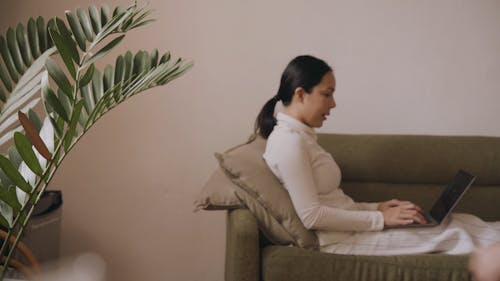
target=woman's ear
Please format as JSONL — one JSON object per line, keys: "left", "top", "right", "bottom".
{"left": 293, "top": 87, "right": 306, "bottom": 103}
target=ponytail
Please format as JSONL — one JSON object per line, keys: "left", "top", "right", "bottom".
{"left": 254, "top": 96, "right": 279, "bottom": 139}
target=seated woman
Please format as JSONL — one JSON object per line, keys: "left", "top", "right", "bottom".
{"left": 254, "top": 55, "right": 500, "bottom": 255}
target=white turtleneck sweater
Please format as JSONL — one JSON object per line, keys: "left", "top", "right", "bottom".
{"left": 263, "top": 112, "right": 384, "bottom": 245}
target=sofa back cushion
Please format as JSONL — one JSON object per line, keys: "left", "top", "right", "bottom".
{"left": 318, "top": 134, "right": 500, "bottom": 185}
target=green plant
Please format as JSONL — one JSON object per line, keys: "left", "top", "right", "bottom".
{"left": 0, "top": 2, "right": 193, "bottom": 278}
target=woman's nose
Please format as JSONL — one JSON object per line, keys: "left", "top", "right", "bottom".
{"left": 330, "top": 98, "right": 336, "bottom": 108}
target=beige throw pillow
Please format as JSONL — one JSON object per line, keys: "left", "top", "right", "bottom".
{"left": 194, "top": 167, "right": 245, "bottom": 211}
{"left": 216, "top": 136, "right": 319, "bottom": 249}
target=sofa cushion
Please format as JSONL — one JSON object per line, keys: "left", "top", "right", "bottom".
{"left": 194, "top": 167, "right": 245, "bottom": 211}
{"left": 319, "top": 134, "right": 500, "bottom": 185}
{"left": 262, "top": 245, "right": 469, "bottom": 281}
{"left": 216, "top": 136, "right": 319, "bottom": 249}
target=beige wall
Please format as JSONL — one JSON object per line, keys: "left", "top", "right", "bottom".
{"left": 2, "top": 0, "right": 500, "bottom": 280}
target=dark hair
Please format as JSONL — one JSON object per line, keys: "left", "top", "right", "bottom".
{"left": 254, "top": 55, "right": 332, "bottom": 139}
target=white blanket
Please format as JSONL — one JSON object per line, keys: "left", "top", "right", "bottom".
{"left": 320, "top": 213, "right": 500, "bottom": 255}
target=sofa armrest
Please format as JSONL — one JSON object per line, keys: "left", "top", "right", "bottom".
{"left": 225, "top": 209, "right": 260, "bottom": 281}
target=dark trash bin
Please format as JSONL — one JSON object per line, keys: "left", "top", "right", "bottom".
{"left": 16, "top": 190, "right": 63, "bottom": 266}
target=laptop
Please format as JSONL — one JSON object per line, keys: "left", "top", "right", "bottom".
{"left": 385, "top": 169, "right": 475, "bottom": 229}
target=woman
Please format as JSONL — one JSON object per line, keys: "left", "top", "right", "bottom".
{"left": 254, "top": 55, "right": 500, "bottom": 255}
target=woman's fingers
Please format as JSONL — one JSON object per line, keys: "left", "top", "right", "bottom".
{"left": 399, "top": 202, "right": 424, "bottom": 212}
{"left": 389, "top": 200, "right": 425, "bottom": 213}
{"left": 395, "top": 218, "right": 414, "bottom": 225}
{"left": 400, "top": 209, "right": 427, "bottom": 224}
{"left": 411, "top": 203, "right": 424, "bottom": 212}
{"left": 389, "top": 199, "right": 409, "bottom": 206}
{"left": 383, "top": 206, "right": 420, "bottom": 226}
{"left": 414, "top": 212, "right": 427, "bottom": 224}
{"left": 383, "top": 207, "right": 428, "bottom": 226}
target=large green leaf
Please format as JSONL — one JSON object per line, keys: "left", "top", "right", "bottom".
{"left": 48, "top": 115, "right": 63, "bottom": 139}
{"left": 0, "top": 61, "right": 12, "bottom": 92}
{"left": 14, "top": 132, "right": 43, "bottom": 176}
{"left": 103, "top": 65, "right": 114, "bottom": 94}
{"left": 159, "top": 52, "right": 171, "bottom": 64}
{"left": 0, "top": 88, "right": 6, "bottom": 102}
{"left": 45, "top": 57, "right": 73, "bottom": 99}
{"left": 77, "top": 7, "right": 94, "bottom": 41}
{"left": 151, "top": 49, "right": 159, "bottom": 67}
{"left": 0, "top": 167, "right": 13, "bottom": 189}
{"left": 16, "top": 23, "right": 33, "bottom": 67}
{"left": 48, "top": 28, "right": 78, "bottom": 79}
{"left": 63, "top": 100, "right": 83, "bottom": 151}
{"left": 0, "top": 185, "right": 21, "bottom": 214}
{"left": 46, "top": 18, "right": 56, "bottom": 49}
{"left": 0, "top": 35, "right": 19, "bottom": 83}
{"left": 27, "top": 18, "right": 41, "bottom": 59}
{"left": 0, "top": 154, "right": 32, "bottom": 193}
{"left": 6, "top": 28, "right": 25, "bottom": 75}
{"left": 0, "top": 211, "right": 11, "bottom": 228}
{"left": 79, "top": 63, "right": 94, "bottom": 87}
{"left": 79, "top": 84, "right": 94, "bottom": 115}
{"left": 88, "top": 5, "right": 102, "bottom": 34}
{"left": 133, "top": 50, "right": 144, "bottom": 75}
{"left": 91, "top": 68, "right": 103, "bottom": 102}
{"left": 100, "top": 5, "right": 111, "bottom": 27}
{"left": 36, "top": 17, "right": 47, "bottom": 52}
{"left": 27, "top": 109, "right": 43, "bottom": 133}
{"left": 122, "top": 51, "right": 133, "bottom": 85}
{"left": 65, "top": 10, "right": 87, "bottom": 51}
{"left": 57, "top": 89, "right": 72, "bottom": 119}
{"left": 113, "top": 56, "right": 124, "bottom": 97}
{"left": 54, "top": 18, "right": 72, "bottom": 41}
{"left": 7, "top": 147, "right": 22, "bottom": 169}
{"left": 43, "top": 86, "right": 69, "bottom": 122}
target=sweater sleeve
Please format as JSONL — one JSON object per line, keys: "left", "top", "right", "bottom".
{"left": 354, "top": 202, "right": 381, "bottom": 211}
{"left": 266, "top": 134, "right": 384, "bottom": 232}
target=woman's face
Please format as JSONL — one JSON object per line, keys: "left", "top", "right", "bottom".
{"left": 298, "top": 71, "right": 336, "bottom": 128}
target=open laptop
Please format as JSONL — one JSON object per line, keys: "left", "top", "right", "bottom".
{"left": 386, "top": 169, "right": 475, "bottom": 229}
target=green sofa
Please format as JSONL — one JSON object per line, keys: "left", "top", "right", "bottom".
{"left": 224, "top": 134, "right": 500, "bottom": 281}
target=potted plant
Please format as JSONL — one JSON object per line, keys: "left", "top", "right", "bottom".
{"left": 0, "top": 2, "right": 193, "bottom": 278}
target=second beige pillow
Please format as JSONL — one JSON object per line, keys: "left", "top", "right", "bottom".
{"left": 216, "top": 136, "right": 318, "bottom": 249}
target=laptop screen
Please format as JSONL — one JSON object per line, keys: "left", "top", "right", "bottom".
{"left": 429, "top": 170, "right": 475, "bottom": 222}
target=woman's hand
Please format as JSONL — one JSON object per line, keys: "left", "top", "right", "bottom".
{"left": 379, "top": 199, "right": 427, "bottom": 226}
{"left": 378, "top": 199, "right": 420, "bottom": 212}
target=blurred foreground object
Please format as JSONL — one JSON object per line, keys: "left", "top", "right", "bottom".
{"left": 32, "top": 252, "right": 106, "bottom": 281}
{"left": 469, "top": 242, "right": 500, "bottom": 281}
